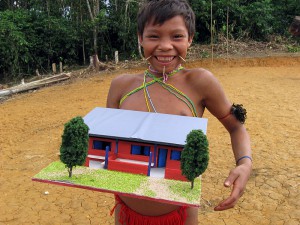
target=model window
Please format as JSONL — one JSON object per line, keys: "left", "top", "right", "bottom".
{"left": 93, "top": 140, "right": 111, "bottom": 151}
{"left": 131, "top": 145, "right": 150, "bottom": 156}
{"left": 170, "top": 150, "right": 181, "bottom": 160}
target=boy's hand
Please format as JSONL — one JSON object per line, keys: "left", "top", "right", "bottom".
{"left": 214, "top": 163, "right": 252, "bottom": 211}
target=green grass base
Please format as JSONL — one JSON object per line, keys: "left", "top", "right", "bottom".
{"left": 33, "top": 161, "right": 201, "bottom": 207}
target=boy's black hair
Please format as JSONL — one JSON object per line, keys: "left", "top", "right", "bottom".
{"left": 137, "top": 0, "right": 195, "bottom": 38}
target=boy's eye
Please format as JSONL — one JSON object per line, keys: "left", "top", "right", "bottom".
{"left": 174, "top": 34, "right": 185, "bottom": 39}
{"left": 146, "top": 35, "right": 159, "bottom": 39}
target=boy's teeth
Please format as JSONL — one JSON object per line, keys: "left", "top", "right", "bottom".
{"left": 157, "top": 56, "right": 173, "bottom": 62}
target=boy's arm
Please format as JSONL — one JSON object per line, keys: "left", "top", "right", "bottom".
{"left": 197, "top": 70, "right": 252, "bottom": 211}
{"left": 214, "top": 116, "right": 252, "bottom": 211}
{"left": 106, "top": 76, "right": 126, "bottom": 109}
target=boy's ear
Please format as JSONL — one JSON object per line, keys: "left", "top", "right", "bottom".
{"left": 188, "top": 35, "right": 194, "bottom": 47}
{"left": 138, "top": 34, "right": 143, "bottom": 46}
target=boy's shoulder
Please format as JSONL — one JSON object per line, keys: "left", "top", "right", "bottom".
{"left": 184, "top": 67, "right": 216, "bottom": 83}
{"left": 112, "top": 73, "right": 143, "bottom": 83}
{"left": 183, "top": 67, "right": 223, "bottom": 96}
{"left": 110, "top": 73, "right": 144, "bottom": 93}
{"left": 186, "top": 67, "right": 213, "bottom": 76}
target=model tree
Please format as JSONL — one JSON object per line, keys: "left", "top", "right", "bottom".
{"left": 60, "top": 116, "right": 89, "bottom": 177}
{"left": 181, "top": 129, "right": 209, "bottom": 189}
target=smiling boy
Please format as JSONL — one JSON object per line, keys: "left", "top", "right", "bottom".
{"left": 107, "top": 0, "right": 252, "bottom": 224}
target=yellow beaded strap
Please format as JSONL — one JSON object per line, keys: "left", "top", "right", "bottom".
{"left": 144, "top": 70, "right": 198, "bottom": 117}
{"left": 119, "top": 80, "right": 156, "bottom": 106}
{"left": 119, "top": 66, "right": 184, "bottom": 106}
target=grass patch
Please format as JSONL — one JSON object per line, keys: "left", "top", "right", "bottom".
{"left": 34, "top": 161, "right": 201, "bottom": 206}
{"left": 168, "top": 178, "right": 201, "bottom": 203}
{"left": 143, "top": 189, "right": 157, "bottom": 197}
{"left": 34, "top": 161, "right": 147, "bottom": 193}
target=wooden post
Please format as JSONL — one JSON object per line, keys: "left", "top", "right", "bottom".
{"left": 52, "top": 63, "right": 56, "bottom": 74}
{"left": 115, "top": 51, "right": 119, "bottom": 64}
{"left": 59, "top": 62, "right": 63, "bottom": 73}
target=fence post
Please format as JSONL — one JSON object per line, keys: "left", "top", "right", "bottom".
{"left": 52, "top": 63, "right": 56, "bottom": 74}
{"left": 115, "top": 51, "right": 119, "bottom": 64}
{"left": 59, "top": 62, "right": 63, "bottom": 73}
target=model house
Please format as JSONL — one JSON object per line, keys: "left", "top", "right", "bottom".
{"left": 83, "top": 107, "right": 207, "bottom": 181}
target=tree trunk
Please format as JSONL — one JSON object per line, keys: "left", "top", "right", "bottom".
{"left": 68, "top": 166, "right": 73, "bottom": 178}
{"left": 86, "top": 0, "right": 100, "bottom": 70}
{"left": 0, "top": 73, "right": 71, "bottom": 98}
{"left": 191, "top": 179, "right": 194, "bottom": 189}
{"left": 80, "top": 1, "right": 86, "bottom": 65}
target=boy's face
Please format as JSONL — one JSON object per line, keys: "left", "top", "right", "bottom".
{"left": 139, "top": 15, "right": 193, "bottom": 73}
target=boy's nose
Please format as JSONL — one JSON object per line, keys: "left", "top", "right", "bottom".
{"left": 158, "top": 39, "right": 173, "bottom": 51}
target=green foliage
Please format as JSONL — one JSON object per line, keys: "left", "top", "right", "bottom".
{"left": 271, "top": 0, "right": 300, "bottom": 35}
{"left": 287, "top": 44, "right": 300, "bottom": 52}
{"left": 104, "top": 0, "right": 139, "bottom": 60}
{"left": 60, "top": 116, "right": 89, "bottom": 177}
{"left": 189, "top": 0, "right": 295, "bottom": 42}
{"left": 181, "top": 129, "right": 209, "bottom": 189}
{"left": 0, "top": 0, "right": 299, "bottom": 82}
{"left": 0, "top": 9, "right": 80, "bottom": 82}
{"left": 0, "top": 10, "right": 32, "bottom": 81}
{"left": 239, "top": 0, "right": 274, "bottom": 40}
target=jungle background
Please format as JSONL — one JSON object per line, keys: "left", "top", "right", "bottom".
{"left": 0, "top": 0, "right": 299, "bottom": 84}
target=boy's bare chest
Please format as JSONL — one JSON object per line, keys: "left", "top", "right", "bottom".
{"left": 120, "top": 82, "right": 204, "bottom": 117}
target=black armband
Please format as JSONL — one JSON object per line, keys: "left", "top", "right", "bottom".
{"left": 231, "top": 103, "right": 247, "bottom": 124}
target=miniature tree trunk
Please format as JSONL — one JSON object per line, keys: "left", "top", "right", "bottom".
{"left": 68, "top": 166, "right": 73, "bottom": 178}
{"left": 60, "top": 116, "right": 89, "bottom": 178}
{"left": 181, "top": 130, "right": 209, "bottom": 189}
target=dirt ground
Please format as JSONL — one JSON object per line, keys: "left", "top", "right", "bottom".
{"left": 0, "top": 56, "right": 299, "bottom": 225}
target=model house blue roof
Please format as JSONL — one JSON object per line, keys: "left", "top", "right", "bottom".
{"left": 83, "top": 107, "right": 208, "bottom": 147}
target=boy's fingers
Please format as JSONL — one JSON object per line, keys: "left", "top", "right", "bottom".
{"left": 214, "top": 183, "right": 242, "bottom": 211}
{"left": 224, "top": 168, "right": 239, "bottom": 187}
{"left": 214, "top": 198, "right": 234, "bottom": 211}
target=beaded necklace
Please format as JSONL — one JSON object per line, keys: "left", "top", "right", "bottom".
{"left": 143, "top": 65, "right": 183, "bottom": 112}
{"left": 119, "top": 66, "right": 198, "bottom": 117}
{"left": 143, "top": 67, "right": 198, "bottom": 117}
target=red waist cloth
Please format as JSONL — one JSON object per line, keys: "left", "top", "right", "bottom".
{"left": 111, "top": 195, "right": 188, "bottom": 225}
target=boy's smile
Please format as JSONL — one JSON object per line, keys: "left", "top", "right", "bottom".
{"left": 139, "top": 15, "right": 193, "bottom": 74}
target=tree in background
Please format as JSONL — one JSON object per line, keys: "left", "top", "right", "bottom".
{"left": 181, "top": 129, "right": 209, "bottom": 189}
{"left": 0, "top": 0, "right": 299, "bottom": 82}
{"left": 105, "top": 0, "right": 139, "bottom": 60}
{"left": 60, "top": 116, "right": 89, "bottom": 178}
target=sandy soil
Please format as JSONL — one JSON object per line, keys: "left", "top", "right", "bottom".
{"left": 0, "top": 56, "right": 300, "bottom": 225}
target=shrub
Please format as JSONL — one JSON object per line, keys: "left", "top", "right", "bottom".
{"left": 181, "top": 130, "right": 209, "bottom": 189}
{"left": 60, "top": 116, "right": 89, "bottom": 177}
